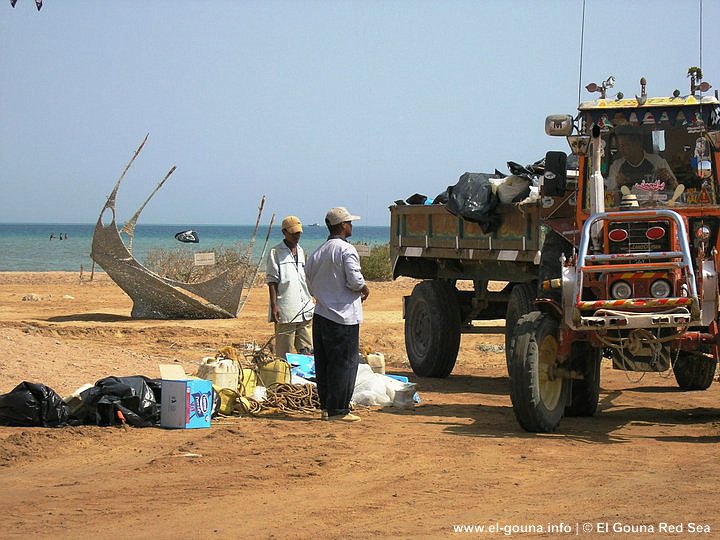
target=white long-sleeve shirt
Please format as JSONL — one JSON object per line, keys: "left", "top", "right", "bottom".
{"left": 305, "top": 237, "right": 365, "bottom": 325}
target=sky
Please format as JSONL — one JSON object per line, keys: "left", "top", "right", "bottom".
{"left": 1, "top": 0, "right": 718, "bottom": 226}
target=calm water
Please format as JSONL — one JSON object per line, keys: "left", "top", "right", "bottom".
{"left": 0, "top": 223, "right": 391, "bottom": 271}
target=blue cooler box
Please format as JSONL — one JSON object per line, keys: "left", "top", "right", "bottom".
{"left": 161, "top": 379, "right": 212, "bottom": 429}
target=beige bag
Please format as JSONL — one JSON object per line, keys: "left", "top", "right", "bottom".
{"left": 495, "top": 175, "right": 531, "bottom": 204}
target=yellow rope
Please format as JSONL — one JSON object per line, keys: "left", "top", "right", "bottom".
{"left": 212, "top": 342, "right": 320, "bottom": 417}
{"left": 230, "top": 383, "right": 319, "bottom": 416}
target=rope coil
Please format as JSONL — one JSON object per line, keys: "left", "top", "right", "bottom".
{"left": 230, "top": 384, "right": 319, "bottom": 416}
{"left": 212, "top": 343, "right": 320, "bottom": 417}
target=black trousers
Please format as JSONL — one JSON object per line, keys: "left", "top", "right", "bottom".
{"left": 312, "top": 314, "right": 359, "bottom": 417}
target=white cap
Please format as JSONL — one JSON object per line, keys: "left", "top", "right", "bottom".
{"left": 325, "top": 207, "right": 361, "bottom": 226}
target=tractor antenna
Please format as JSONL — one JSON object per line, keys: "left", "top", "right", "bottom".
{"left": 698, "top": 0, "right": 703, "bottom": 70}
{"left": 577, "top": 0, "right": 587, "bottom": 106}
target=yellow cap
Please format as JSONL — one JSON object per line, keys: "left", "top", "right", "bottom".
{"left": 281, "top": 215, "right": 303, "bottom": 234}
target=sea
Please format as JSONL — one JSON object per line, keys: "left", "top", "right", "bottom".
{"left": 0, "top": 223, "right": 391, "bottom": 272}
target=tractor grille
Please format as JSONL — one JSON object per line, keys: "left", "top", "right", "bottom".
{"left": 607, "top": 221, "right": 670, "bottom": 255}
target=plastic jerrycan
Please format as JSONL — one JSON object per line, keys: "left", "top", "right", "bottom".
{"left": 257, "top": 358, "right": 291, "bottom": 388}
{"left": 197, "top": 357, "right": 240, "bottom": 390}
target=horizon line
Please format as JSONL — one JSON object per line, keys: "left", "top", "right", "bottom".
{"left": 0, "top": 221, "right": 390, "bottom": 227}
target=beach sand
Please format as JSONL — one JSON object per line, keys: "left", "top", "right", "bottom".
{"left": 1, "top": 272, "right": 719, "bottom": 538}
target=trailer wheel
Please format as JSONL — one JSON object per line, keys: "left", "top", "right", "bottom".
{"left": 505, "top": 282, "right": 536, "bottom": 373}
{"left": 405, "top": 280, "right": 461, "bottom": 378}
{"left": 509, "top": 311, "right": 569, "bottom": 432}
{"left": 565, "top": 342, "right": 602, "bottom": 416}
{"left": 673, "top": 351, "right": 716, "bottom": 390}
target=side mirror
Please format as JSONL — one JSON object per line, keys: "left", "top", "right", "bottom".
{"left": 698, "top": 160, "right": 713, "bottom": 179}
{"left": 545, "top": 115, "right": 574, "bottom": 136}
{"left": 695, "top": 136, "right": 713, "bottom": 179}
{"left": 542, "top": 151, "right": 568, "bottom": 196}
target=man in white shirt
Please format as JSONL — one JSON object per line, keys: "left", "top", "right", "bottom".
{"left": 266, "top": 215, "right": 314, "bottom": 360}
{"left": 305, "top": 207, "right": 370, "bottom": 423}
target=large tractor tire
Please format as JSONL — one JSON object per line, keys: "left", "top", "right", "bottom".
{"left": 565, "top": 342, "right": 602, "bottom": 417}
{"left": 505, "top": 282, "right": 536, "bottom": 373}
{"left": 509, "top": 311, "right": 569, "bottom": 432}
{"left": 673, "top": 351, "right": 716, "bottom": 390}
{"left": 404, "top": 280, "right": 461, "bottom": 378}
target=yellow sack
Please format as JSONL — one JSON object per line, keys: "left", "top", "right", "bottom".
{"left": 214, "top": 386, "right": 238, "bottom": 415}
{"left": 239, "top": 368, "right": 257, "bottom": 397}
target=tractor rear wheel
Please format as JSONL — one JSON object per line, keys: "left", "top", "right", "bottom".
{"left": 537, "top": 230, "right": 573, "bottom": 303}
{"left": 405, "top": 280, "right": 461, "bottom": 378}
{"left": 673, "top": 351, "right": 716, "bottom": 390}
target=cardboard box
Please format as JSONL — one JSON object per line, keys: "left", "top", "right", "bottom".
{"left": 159, "top": 364, "right": 212, "bottom": 429}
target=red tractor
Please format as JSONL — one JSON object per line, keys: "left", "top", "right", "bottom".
{"left": 513, "top": 71, "right": 720, "bottom": 431}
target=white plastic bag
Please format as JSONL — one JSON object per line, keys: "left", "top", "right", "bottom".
{"left": 252, "top": 385, "right": 267, "bottom": 402}
{"left": 352, "top": 364, "right": 393, "bottom": 407}
{"left": 384, "top": 377, "right": 417, "bottom": 409}
{"left": 290, "top": 374, "right": 316, "bottom": 386}
{"left": 351, "top": 364, "right": 417, "bottom": 408}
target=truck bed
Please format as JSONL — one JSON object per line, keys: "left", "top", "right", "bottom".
{"left": 390, "top": 202, "right": 544, "bottom": 282}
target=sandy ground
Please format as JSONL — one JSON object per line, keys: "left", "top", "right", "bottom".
{"left": 1, "top": 272, "right": 719, "bottom": 539}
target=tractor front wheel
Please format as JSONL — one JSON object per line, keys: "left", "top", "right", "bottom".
{"left": 505, "top": 282, "right": 536, "bottom": 374}
{"left": 565, "top": 342, "right": 602, "bottom": 417}
{"left": 509, "top": 311, "right": 570, "bottom": 432}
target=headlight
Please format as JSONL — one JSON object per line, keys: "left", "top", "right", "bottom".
{"left": 611, "top": 281, "right": 632, "bottom": 299}
{"left": 650, "top": 279, "right": 672, "bottom": 298}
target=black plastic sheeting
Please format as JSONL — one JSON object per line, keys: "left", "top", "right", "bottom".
{"left": 79, "top": 376, "right": 162, "bottom": 427}
{"left": 0, "top": 375, "right": 221, "bottom": 428}
{"left": 443, "top": 172, "right": 501, "bottom": 233}
{"left": 0, "top": 382, "right": 70, "bottom": 427}
{"left": 0, "top": 376, "right": 162, "bottom": 428}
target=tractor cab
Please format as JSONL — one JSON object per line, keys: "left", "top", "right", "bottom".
{"left": 578, "top": 96, "right": 720, "bottom": 212}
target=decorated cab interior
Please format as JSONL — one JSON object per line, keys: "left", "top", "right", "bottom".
{"left": 579, "top": 101, "right": 720, "bottom": 210}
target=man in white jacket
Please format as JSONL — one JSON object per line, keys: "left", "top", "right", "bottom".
{"left": 306, "top": 207, "right": 370, "bottom": 423}
{"left": 266, "top": 216, "right": 314, "bottom": 360}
